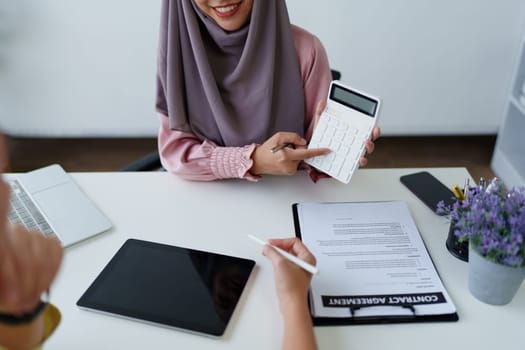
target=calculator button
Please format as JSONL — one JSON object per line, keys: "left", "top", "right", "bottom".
{"left": 341, "top": 159, "right": 351, "bottom": 170}
{"left": 328, "top": 139, "right": 341, "bottom": 152}
{"left": 325, "top": 126, "right": 336, "bottom": 138}
{"left": 318, "top": 118, "right": 328, "bottom": 129}
{"left": 320, "top": 153, "right": 335, "bottom": 169}
{"left": 339, "top": 167, "right": 351, "bottom": 180}
{"left": 308, "top": 108, "right": 374, "bottom": 183}
{"left": 347, "top": 151, "right": 360, "bottom": 163}
{"left": 331, "top": 157, "right": 345, "bottom": 175}
{"left": 334, "top": 130, "right": 346, "bottom": 141}
{"left": 339, "top": 145, "right": 350, "bottom": 156}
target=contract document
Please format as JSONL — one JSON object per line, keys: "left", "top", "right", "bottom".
{"left": 293, "top": 201, "right": 458, "bottom": 324}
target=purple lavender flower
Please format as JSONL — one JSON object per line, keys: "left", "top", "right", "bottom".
{"left": 440, "top": 179, "right": 525, "bottom": 268}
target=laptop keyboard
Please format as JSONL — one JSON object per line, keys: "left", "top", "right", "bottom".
{"left": 8, "top": 179, "right": 57, "bottom": 239}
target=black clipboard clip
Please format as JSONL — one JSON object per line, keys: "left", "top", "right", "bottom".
{"left": 349, "top": 304, "right": 416, "bottom": 318}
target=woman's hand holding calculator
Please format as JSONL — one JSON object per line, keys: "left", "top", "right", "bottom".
{"left": 249, "top": 95, "right": 380, "bottom": 178}
{"left": 306, "top": 81, "right": 382, "bottom": 184}
{"left": 360, "top": 126, "right": 381, "bottom": 167}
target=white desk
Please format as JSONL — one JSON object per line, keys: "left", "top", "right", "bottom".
{"left": 43, "top": 168, "right": 524, "bottom": 350}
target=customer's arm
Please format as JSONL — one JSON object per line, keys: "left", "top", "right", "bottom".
{"left": 263, "top": 237, "right": 317, "bottom": 350}
{"left": 0, "top": 175, "right": 63, "bottom": 350}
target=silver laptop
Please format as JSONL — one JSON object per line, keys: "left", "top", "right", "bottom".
{"left": 6, "top": 164, "right": 112, "bottom": 246}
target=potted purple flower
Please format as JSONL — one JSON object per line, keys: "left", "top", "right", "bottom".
{"left": 438, "top": 178, "right": 525, "bottom": 305}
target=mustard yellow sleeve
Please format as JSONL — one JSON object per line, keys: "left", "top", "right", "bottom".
{"left": 0, "top": 304, "right": 61, "bottom": 350}
{"left": 42, "top": 304, "right": 61, "bottom": 345}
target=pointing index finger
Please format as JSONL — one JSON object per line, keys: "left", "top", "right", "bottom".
{"left": 286, "top": 147, "right": 331, "bottom": 161}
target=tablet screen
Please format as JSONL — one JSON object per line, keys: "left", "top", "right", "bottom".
{"left": 77, "top": 239, "right": 255, "bottom": 337}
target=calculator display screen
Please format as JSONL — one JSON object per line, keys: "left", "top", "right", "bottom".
{"left": 330, "top": 85, "right": 377, "bottom": 117}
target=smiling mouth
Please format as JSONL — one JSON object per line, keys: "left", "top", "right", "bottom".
{"left": 213, "top": 2, "right": 241, "bottom": 18}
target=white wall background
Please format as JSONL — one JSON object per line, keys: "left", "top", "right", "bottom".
{"left": 0, "top": 0, "right": 524, "bottom": 137}
{"left": 0, "top": 0, "right": 161, "bottom": 137}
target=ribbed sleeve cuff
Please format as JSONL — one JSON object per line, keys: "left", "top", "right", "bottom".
{"left": 210, "top": 144, "right": 261, "bottom": 181}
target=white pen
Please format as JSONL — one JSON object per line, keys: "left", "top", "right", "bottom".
{"left": 247, "top": 234, "right": 319, "bottom": 275}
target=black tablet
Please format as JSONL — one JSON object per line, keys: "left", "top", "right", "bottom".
{"left": 77, "top": 239, "right": 255, "bottom": 337}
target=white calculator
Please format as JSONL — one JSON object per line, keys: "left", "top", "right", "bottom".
{"left": 306, "top": 81, "right": 381, "bottom": 184}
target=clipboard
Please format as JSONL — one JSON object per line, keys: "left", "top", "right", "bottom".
{"left": 292, "top": 201, "right": 459, "bottom": 326}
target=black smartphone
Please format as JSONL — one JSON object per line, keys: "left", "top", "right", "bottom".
{"left": 400, "top": 171, "right": 456, "bottom": 215}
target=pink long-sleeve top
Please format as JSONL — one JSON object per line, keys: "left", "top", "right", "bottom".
{"left": 158, "top": 25, "right": 332, "bottom": 181}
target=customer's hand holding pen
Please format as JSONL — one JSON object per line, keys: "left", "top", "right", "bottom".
{"left": 262, "top": 237, "right": 317, "bottom": 350}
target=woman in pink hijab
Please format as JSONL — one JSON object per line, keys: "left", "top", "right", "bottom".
{"left": 156, "top": 0, "right": 380, "bottom": 181}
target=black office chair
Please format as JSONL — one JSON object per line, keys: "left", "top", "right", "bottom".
{"left": 121, "top": 150, "right": 163, "bottom": 171}
{"left": 121, "top": 70, "right": 342, "bottom": 171}
{"left": 331, "top": 69, "right": 341, "bottom": 81}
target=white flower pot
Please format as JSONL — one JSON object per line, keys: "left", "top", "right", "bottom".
{"left": 468, "top": 245, "right": 525, "bottom": 305}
